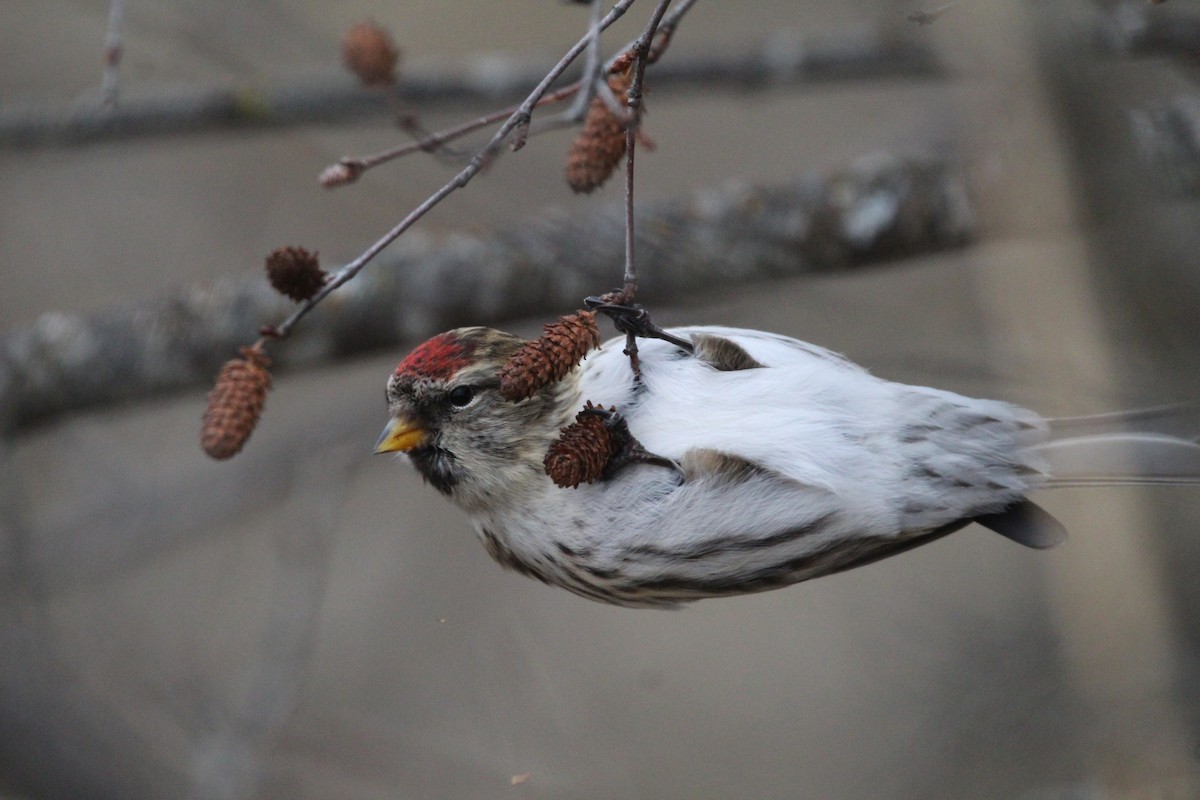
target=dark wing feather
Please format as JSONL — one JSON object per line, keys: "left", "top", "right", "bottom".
{"left": 971, "top": 500, "right": 1067, "bottom": 549}
{"left": 690, "top": 333, "right": 766, "bottom": 372}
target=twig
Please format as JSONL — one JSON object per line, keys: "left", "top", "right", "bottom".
{"left": 503, "top": 0, "right": 639, "bottom": 157}
{"left": 273, "top": 0, "right": 642, "bottom": 339}
{"left": 591, "top": 75, "right": 630, "bottom": 119}
{"left": 327, "top": 3, "right": 691, "bottom": 191}
{"left": 614, "top": 0, "right": 674, "bottom": 374}
{"left": 526, "top": 0, "right": 702, "bottom": 141}
{"left": 618, "top": 77, "right": 642, "bottom": 371}
{"left": 563, "top": 0, "right": 609, "bottom": 130}
{"left": 648, "top": 0, "right": 700, "bottom": 63}
{"left": 383, "top": 92, "right": 470, "bottom": 163}
{"left": 621, "top": 0, "right": 673, "bottom": 301}
{"left": 323, "top": 81, "right": 583, "bottom": 187}
{"left": 99, "top": 0, "right": 125, "bottom": 109}
{"left": 622, "top": 84, "right": 641, "bottom": 305}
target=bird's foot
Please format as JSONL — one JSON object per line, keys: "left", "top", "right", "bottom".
{"left": 579, "top": 404, "right": 683, "bottom": 481}
{"left": 585, "top": 293, "right": 694, "bottom": 378}
{"left": 585, "top": 294, "right": 694, "bottom": 351}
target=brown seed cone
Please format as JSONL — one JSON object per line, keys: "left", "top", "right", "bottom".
{"left": 341, "top": 21, "right": 400, "bottom": 87}
{"left": 608, "top": 50, "right": 636, "bottom": 75}
{"left": 564, "top": 73, "right": 633, "bottom": 194}
{"left": 265, "top": 246, "right": 326, "bottom": 302}
{"left": 201, "top": 344, "right": 272, "bottom": 460}
{"left": 545, "top": 402, "right": 618, "bottom": 488}
{"left": 499, "top": 310, "right": 600, "bottom": 401}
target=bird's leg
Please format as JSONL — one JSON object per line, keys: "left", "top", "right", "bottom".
{"left": 579, "top": 404, "right": 683, "bottom": 480}
{"left": 585, "top": 293, "right": 694, "bottom": 378}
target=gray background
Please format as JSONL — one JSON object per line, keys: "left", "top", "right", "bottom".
{"left": 3, "top": 1, "right": 1200, "bottom": 798}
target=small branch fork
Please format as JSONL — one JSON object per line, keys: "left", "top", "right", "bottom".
{"left": 323, "top": 0, "right": 698, "bottom": 187}
{"left": 323, "top": 83, "right": 584, "bottom": 185}
{"left": 214, "top": 1, "right": 711, "bottom": 473}
{"left": 270, "top": 0, "right": 700, "bottom": 341}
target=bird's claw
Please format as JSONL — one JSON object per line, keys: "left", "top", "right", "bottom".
{"left": 584, "top": 295, "right": 695, "bottom": 353}
{"left": 579, "top": 404, "right": 684, "bottom": 481}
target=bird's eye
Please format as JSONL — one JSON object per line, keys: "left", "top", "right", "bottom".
{"left": 447, "top": 385, "right": 475, "bottom": 407}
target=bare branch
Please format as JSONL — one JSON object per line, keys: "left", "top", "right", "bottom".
{"left": 621, "top": 0, "right": 673, "bottom": 302}
{"left": 608, "top": 0, "right": 674, "bottom": 374}
{"left": 322, "top": 81, "right": 582, "bottom": 188}
{"left": 0, "top": 156, "right": 973, "bottom": 435}
{"left": 270, "top": 0, "right": 643, "bottom": 341}
{"left": 1, "top": 27, "right": 941, "bottom": 150}
{"left": 564, "top": 0, "right": 610, "bottom": 122}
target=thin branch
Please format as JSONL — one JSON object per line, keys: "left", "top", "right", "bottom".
{"left": 648, "top": 0, "right": 700, "bottom": 63}
{"left": 322, "top": 81, "right": 583, "bottom": 187}
{"left": 618, "top": 63, "right": 643, "bottom": 371}
{"left": 613, "top": 0, "right": 674, "bottom": 373}
{"left": 511, "top": 0, "right": 701, "bottom": 148}
{"left": 563, "top": 0, "right": 609, "bottom": 126}
{"left": 272, "top": 0, "right": 642, "bottom": 338}
{"left": 622, "top": 133, "right": 639, "bottom": 295}
{"left": 504, "top": 0, "right": 639, "bottom": 155}
{"left": 323, "top": 0, "right": 695, "bottom": 192}
{"left": 621, "top": 0, "right": 673, "bottom": 301}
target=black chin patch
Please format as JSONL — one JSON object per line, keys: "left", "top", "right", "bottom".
{"left": 408, "top": 446, "right": 461, "bottom": 495}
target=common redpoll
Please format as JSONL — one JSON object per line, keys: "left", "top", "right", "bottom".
{"left": 376, "top": 324, "right": 1200, "bottom": 608}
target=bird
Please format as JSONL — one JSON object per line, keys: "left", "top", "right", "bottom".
{"left": 375, "top": 322, "right": 1200, "bottom": 608}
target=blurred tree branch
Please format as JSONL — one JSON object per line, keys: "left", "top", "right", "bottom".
{"left": 0, "top": 154, "right": 972, "bottom": 435}
{"left": 0, "top": 26, "right": 940, "bottom": 149}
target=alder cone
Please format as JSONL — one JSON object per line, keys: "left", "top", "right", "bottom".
{"left": 265, "top": 246, "right": 326, "bottom": 302}
{"left": 499, "top": 310, "right": 600, "bottom": 401}
{"left": 564, "top": 73, "right": 632, "bottom": 193}
{"left": 201, "top": 344, "right": 272, "bottom": 460}
{"left": 341, "top": 21, "right": 400, "bottom": 87}
{"left": 545, "top": 403, "right": 618, "bottom": 488}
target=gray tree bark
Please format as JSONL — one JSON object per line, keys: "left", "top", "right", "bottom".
{"left": 0, "top": 154, "right": 972, "bottom": 435}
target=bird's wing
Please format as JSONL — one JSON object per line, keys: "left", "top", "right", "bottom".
{"left": 591, "top": 326, "right": 864, "bottom": 375}
{"left": 664, "top": 326, "right": 866, "bottom": 372}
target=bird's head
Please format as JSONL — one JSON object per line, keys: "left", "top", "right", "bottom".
{"left": 375, "top": 327, "right": 579, "bottom": 508}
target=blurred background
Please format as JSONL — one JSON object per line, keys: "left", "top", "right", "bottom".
{"left": 3, "top": 1, "right": 1200, "bottom": 798}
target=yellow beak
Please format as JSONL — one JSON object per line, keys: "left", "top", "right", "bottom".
{"left": 374, "top": 416, "right": 428, "bottom": 454}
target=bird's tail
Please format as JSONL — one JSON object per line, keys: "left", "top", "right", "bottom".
{"left": 1031, "top": 404, "right": 1200, "bottom": 488}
